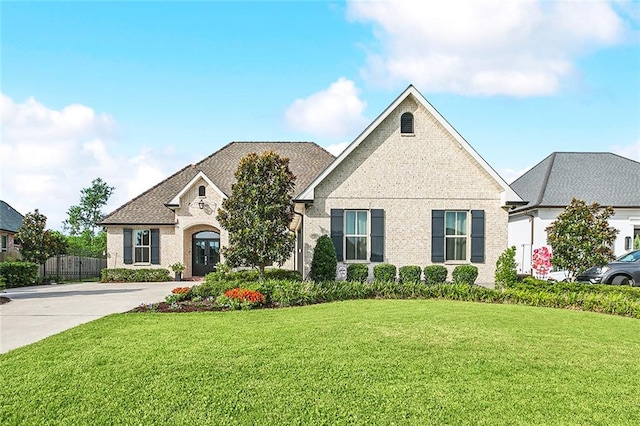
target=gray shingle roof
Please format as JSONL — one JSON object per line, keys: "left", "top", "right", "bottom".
{"left": 510, "top": 152, "right": 640, "bottom": 212}
{"left": 0, "top": 201, "right": 24, "bottom": 233}
{"left": 101, "top": 142, "right": 335, "bottom": 225}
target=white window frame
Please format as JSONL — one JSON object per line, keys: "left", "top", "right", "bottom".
{"left": 344, "top": 210, "right": 369, "bottom": 261}
{"left": 134, "top": 229, "right": 151, "bottom": 264}
{"left": 445, "top": 211, "right": 469, "bottom": 262}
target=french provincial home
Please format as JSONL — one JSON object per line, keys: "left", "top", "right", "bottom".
{"left": 101, "top": 85, "right": 523, "bottom": 283}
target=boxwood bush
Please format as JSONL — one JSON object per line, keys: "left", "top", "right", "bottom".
{"left": 0, "top": 261, "right": 39, "bottom": 288}
{"left": 101, "top": 268, "right": 171, "bottom": 283}
{"left": 373, "top": 263, "right": 397, "bottom": 282}
{"left": 452, "top": 265, "right": 478, "bottom": 285}
{"left": 398, "top": 266, "right": 422, "bottom": 283}
{"left": 346, "top": 264, "right": 368, "bottom": 282}
{"left": 424, "top": 265, "right": 448, "bottom": 285}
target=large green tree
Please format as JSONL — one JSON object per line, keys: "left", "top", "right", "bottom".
{"left": 546, "top": 198, "right": 619, "bottom": 280}
{"left": 64, "top": 178, "right": 114, "bottom": 257}
{"left": 216, "top": 151, "right": 296, "bottom": 280}
{"left": 16, "top": 210, "right": 68, "bottom": 265}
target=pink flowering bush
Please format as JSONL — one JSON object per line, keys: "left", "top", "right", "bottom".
{"left": 532, "top": 246, "right": 552, "bottom": 279}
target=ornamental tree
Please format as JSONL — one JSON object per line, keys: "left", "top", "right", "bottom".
{"left": 17, "top": 209, "right": 68, "bottom": 265}
{"left": 546, "top": 198, "right": 619, "bottom": 280}
{"left": 310, "top": 235, "right": 337, "bottom": 282}
{"left": 216, "top": 151, "right": 296, "bottom": 280}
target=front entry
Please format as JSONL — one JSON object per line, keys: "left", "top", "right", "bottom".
{"left": 192, "top": 231, "right": 220, "bottom": 276}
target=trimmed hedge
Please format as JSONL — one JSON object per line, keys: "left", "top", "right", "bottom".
{"left": 309, "top": 235, "right": 338, "bottom": 282}
{"left": 424, "top": 265, "right": 447, "bottom": 284}
{"left": 373, "top": 263, "right": 397, "bottom": 282}
{"left": 399, "top": 266, "right": 421, "bottom": 283}
{"left": 192, "top": 268, "right": 302, "bottom": 299}
{"left": 452, "top": 265, "right": 478, "bottom": 285}
{"left": 101, "top": 268, "right": 171, "bottom": 283}
{"left": 0, "top": 261, "right": 39, "bottom": 288}
{"left": 346, "top": 264, "right": 368, "bottom": 282}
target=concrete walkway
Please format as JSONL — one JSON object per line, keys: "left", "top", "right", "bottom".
{"left": 0, "top": 281, "right": 181, "bottom": 354}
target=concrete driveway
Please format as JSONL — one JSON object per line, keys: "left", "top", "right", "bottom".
{"left": 0, "top": 281, "right": 181, "bottom": 354}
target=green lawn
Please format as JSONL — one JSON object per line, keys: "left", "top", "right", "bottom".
{"left": 2, "top": 300, "right": 640, "bottom": 425}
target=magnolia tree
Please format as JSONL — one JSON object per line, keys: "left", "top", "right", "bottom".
{"left": 546, "top": 198, "right": 619, "bottom": 280}
{"left": 216, "top": 151, "right": 296, "bottom": 280}
{"left": 17, "top": 209, "right": 68, "bottom": 265}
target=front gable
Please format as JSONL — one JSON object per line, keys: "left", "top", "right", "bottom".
{"left": 297, "top": 85, "right": 522, "bottom": 206}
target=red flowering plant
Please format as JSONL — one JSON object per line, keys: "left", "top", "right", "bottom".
{"left": 165, "top": 286, "right": 193, "bottom": 304}
{"left": 216, "top": 287, "right": 265, "bottom": 310}
{"left": 532, "top": 246, "right": 552, "bottom": 279}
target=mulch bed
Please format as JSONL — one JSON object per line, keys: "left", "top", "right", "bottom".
{"left": 0, "top": 296, "right": 10, "bottom": 305}
{"left": 129, "top": 301, "right": 223, "bottom": 313}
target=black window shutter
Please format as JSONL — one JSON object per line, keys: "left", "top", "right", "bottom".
{"left": 123, "top": 228, "right": 133, "bottom": 264}
{"left": 370, "top": 209, "right": 384, "bottom": 262}
{"left": 330, "top": 209, "right": 344, "bottom": 262}
{"left": 431, "top": 210, "right": 445, "bottom": 263}
{"left": 151, "top": 228, "right": 160, "bottom": 265}
{"left": 401, "top": 112, "right": 414, "bottom": 133}
{"left": 471, "top": 210, "right": 485, "bottom": 263}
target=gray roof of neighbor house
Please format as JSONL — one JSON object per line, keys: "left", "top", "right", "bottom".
{"left": 0, "top": 201, "right": 24, "bottom": 233}
{"left": 510, "top": 152, "right": 640, "bottom": 213}
{"left": 100, "top": 142, "right": 335, "bottom": 225}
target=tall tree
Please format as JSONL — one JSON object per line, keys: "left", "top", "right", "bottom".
{"left": 546, "top": 198, "right": 619, "bottom": 280}
{"left": 64, "top": 178, "right": 114, "bottom": 256}
{"left": 17, "top": 210, "right": 68, "bottom": 265}
{"left": 216, "top": 151, "right": 296, "bottom": 280}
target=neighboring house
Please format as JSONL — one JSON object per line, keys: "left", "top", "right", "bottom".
{"left": 0, "top": 200, "right": 24, "bottom": 255}
{"left": 102, "top": 85, "right": 523, "bottom": 283}
{"left": 100, "top": 142, "right": 335, "bottom": 277}
{"left": 508, "top": 152, "right": 640, "bottom": 274}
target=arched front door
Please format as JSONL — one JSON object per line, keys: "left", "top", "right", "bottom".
{"left": 192, "top": 231, "right": 220, "bottom": 276}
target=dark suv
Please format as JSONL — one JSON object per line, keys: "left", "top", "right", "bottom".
{"left": 576, "top": 250, "right": 640, "bottom": 286}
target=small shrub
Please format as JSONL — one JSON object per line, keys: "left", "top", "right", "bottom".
{"left": 0, "top": 275, "right": 6, "bottom": 291}
{"left": 424, "top": 265, "right": 447, "bottom": 285}
{"left": 310, "top": 235, "right": 338, "bottom": 282}
{"left": 346, "top": 264, "right": 368, "bottom": 282}
{"left": 398, "top": 266, "right": 421, "bottom": 283}
{"left": 452, "top": 265, "right": 479, "bottom": 285}
{"left": 264, "top": 269, "right": 301, "bottom": 281}
{"left": 216, "top": 288, "right": 265, "bottom": 310}
{"left": 100, "top": 268, "right": 170, "bottom": 282}
{"left": 0, "top": 261, "right": 39, "bottom": 288}
{"left": 495, "top": 246, "right": 518, "bottom": 289}
{"left": 373, "top": 263, "right": 397, "bottom": 282}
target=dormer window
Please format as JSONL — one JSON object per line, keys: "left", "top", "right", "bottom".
{"left": 401, "top": 112, "right": 414, "bottom": 134}
{"left": 198, "top": 185, "right": 206, "bottom": 197}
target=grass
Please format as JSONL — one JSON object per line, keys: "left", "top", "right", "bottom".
{"left": 2, "top": 299, "right": 640, "bottom": 425}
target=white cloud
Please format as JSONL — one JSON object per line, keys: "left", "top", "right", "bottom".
{"left": 612, "top": 140, "right": 640, "bottom": 162}
{"left": 499, "top": 165, "right": 534, "bottom": 184}
{"left": 285, "top": 77, "right": 368, "bottom": 138}
{"left": 0, "top": 93, "right": 177, "bottom": 231}
{"left": 347, "top": 0, "right": 627, "bottom": 96}
{"left": 325, "top": 142, "right": 350, "bottom": 156}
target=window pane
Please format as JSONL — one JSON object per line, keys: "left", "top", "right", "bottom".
{"left": 346, "top": 237, "right": 356, "bottom": 260}
{"left": 445, "top": 212, "right": 456, "bottom": 235}
{"left": 355, "top": 237, "right": 367, "bottom": 260}
{"left": 357, "top": 211, "right": 367, "bottom": 235}
{"left": 455, "top": 237, "right": 467, "bottom": 260}
{"left": 345, "top": 211, "right": 356, "bottom": 235}
{"left": 456, "top": 212, "right": 467, "bottom": 236}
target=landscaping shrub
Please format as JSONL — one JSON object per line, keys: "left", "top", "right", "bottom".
{"left": 216, "top": 288, "right": 266, "bottom": 310}
{"left": 452, "top": 265, "right": 478, "bottom": 285}
{"left": 423, "top": 265, "right": 448, "bottom": 285}
{"left": 346, "top": 264, "right": 368, "bottom": 282}
{"left": 0, "top": 275, "right": 6, "bottom": 291}
{"left": 0, "top": 261, "right": 39, "bottom": 288}
{"left": 264, "top": 269, "right": 302, "bottom": 281}
{"left": 373, "top": 263, "right": 397, "bottom": 282}
{"left": 398, "top": 266, "right": 422, "bottom": 283}
{"left": 309, "top": 235, "right": 337, "bottom": 282}
{"left": 495, "top": 246, "right": 518, "bottom": 289}
{"left": 100, "top": 268, "right": 170, "bottom": 283}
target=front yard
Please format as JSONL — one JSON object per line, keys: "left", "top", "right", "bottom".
{"left": 2, "top": 299, "right": 639, "bottom": 425}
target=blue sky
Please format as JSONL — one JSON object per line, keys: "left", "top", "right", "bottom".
{"left": 1, "top": 1, "right": 639, "bottom": 230}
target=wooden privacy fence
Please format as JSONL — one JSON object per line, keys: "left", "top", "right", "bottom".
{"left": 39, "top": 255, "right": 107, "bottom": 281}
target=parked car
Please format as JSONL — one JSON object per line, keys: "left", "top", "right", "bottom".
{"left": 576, "top": 250, "right": 640, "bottom": 286}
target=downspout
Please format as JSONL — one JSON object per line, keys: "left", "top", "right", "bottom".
{"left": 293, "top": 210, "right": 304, "bottom": 277}
{"left": 525, "top": 211, "right": 535, "bottom": 276}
